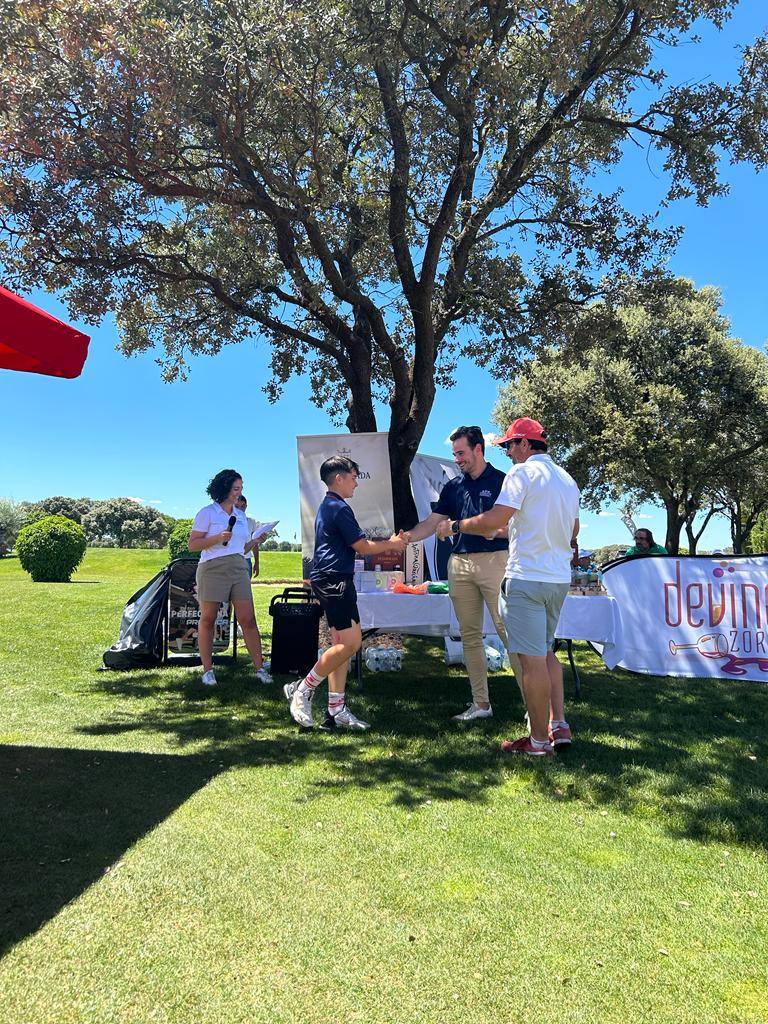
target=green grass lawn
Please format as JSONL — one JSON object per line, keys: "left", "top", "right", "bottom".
{"left": 1, "top": 549, "right": 767, "bottom": 1024}
{"left": 73, "top": 546, "right": 303, "bottom": 584}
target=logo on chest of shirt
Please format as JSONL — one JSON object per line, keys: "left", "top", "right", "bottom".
{"left": 479, "top": 490, "right": 492, "bottom": 498}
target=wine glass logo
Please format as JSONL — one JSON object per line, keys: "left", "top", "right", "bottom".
{"left": 669, "top": 633, "right": 729, "bottom": 659}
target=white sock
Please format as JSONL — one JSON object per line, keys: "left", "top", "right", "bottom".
{"left": 530, "top": 736, "right": 551, "bottom": 749}
{"left": 298, "top": 667, "right": 324, "bottom": 695}
{"left": 328, "top": 691, "right": 345, "bottom": 715}
{"left": 551, "top": 719, "right": 569, "bottom": 729}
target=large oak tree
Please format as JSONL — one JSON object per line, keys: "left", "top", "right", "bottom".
{"left": 493, "top": 278, "right": 768, "bottom": 554}
{"left": 1, "top": 1, "right": 766, "bottom": 524}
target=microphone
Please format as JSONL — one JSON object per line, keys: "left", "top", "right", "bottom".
{"left": 222, "top": 514, "right": 237, "bottom": 546}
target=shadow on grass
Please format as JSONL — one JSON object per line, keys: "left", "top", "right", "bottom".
{"left": 0, "top": 745, "right": 220, "bottom": 958}
{"left": 79, "top": 642, "right": 768, "bottom": 850}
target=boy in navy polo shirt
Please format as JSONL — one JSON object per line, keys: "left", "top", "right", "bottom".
{"left": 284, "top": 456, "right": 406, "bottom": 731}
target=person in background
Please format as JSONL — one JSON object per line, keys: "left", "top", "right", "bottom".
{"left": 625, "top": 529, "right": 667, "bottom": 557}
{"left": 576, "top": 549, "right": 596, "bottom": 571}
{"left": 437, "top": 417, "right": 579, "bottom": 756}
{"left": 235, "top": 494, "right": 260, "bottom": 579}
{"left": 188, "top": 469, "right": 271, "bottom": 687}
{"left": 401, "top": 425, "right": 520, "bottom": 722}
{"left": 283, "top": 455, "right": 406, "bottom": 731}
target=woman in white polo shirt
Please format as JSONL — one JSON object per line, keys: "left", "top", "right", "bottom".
{"left": 189, "top": 468, "right": 271, "bottom": 687}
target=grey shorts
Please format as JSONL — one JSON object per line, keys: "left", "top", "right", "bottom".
{"left": 498, "top": 578, "right": 569, "bottom": 657}
{"left": 196, "top": 554, "right": 252, "bottom": 604}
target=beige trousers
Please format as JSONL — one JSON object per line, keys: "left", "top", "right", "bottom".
{"left": 448, "top": 551, "right": 522, "bottom": 705}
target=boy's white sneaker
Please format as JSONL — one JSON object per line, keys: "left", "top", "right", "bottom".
{"left": 284, "top": 682, "right": 314, "bottom": 728}
{"left": 201, "top": 670, "right": 217, "bottom": 687}
{"left": 320, "top": 704, "right": 370, "bottom": 731}
{"left": 255, "top": 668, "right": 273, "bottom": 685}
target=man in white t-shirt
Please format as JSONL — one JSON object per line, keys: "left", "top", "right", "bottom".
{"left": 436, "top": 417, "right": 580, "bottom": 756}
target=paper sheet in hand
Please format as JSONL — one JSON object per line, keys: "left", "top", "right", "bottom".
{"left": 250, "top": 520, "right": 279, "bottom": 543}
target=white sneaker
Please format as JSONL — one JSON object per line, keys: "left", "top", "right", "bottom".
{"left": 284, "top": 682, "right": 314, "bottom": 727}
{"left": 255, "top": 668, "right": 273, "bottom": 685}
{"left": 201, "top": 670, "right": 217, "bottom": 687}
{"left": 320, "top": 704, "right": 370, "bottom": 731}
{"left": 451, "top": 702, "right": 493, "bottom": 722}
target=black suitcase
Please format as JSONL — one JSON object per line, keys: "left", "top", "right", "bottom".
{"left": 269, "top": 586, "right": 322, "bottom": 676}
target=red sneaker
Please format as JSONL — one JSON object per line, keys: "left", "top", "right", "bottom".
{"left": 501, "top": 735, "right": 554, "bottom": 757}
{"left": 549, "top": 723, "right": 572, "bottom": 748}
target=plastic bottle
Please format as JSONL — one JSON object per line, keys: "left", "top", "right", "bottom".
{"left": 364, "top": 647, "right": 379, "bottom": 671}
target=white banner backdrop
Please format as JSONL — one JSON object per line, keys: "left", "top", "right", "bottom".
{"left": 297, "top": 435, "right": 462, "bottom": 578}
{"left": 298, "top": 433, "right": 395, "bottom": 562}
{"left": 601, "top": 554, "right": 768, "bottom": 681}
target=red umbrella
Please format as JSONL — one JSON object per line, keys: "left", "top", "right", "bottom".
{"left": 0, "top": 286, "right": 90, "bottom": 378}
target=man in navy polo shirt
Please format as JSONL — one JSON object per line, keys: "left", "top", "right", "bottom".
{"left": 403, "top": 425, "right": 518, "bottom": 721}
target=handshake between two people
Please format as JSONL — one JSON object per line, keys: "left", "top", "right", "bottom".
{"left": 355, "top": 532, "right": 408, "bottom": 556}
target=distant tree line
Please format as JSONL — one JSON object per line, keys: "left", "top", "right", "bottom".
{"left": 0, "top": 497, "right": 307, "bottom": 557}
{"left": 0, "top": 496, "right": 175, "bottom": 552}
{"left": 259, "top": 539, "right": 302, "bottom": 552}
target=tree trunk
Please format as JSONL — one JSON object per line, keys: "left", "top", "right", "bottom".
{"left": 388, "top": 436, "right": 420, "bottom": 531}
{"left": 344, "top": 352, "right": 425, "bottom": 530}
{"left": 731, "top": 515, "right": 747, "bottom": 554}
{"left": 344, "top": 341, "right": 378, "bottom": 433}
{"left": 664, "top": 498, "right": 685, "bottom": 555}
{"left": 684, "top": 520, "right": 698, "bottom": 555}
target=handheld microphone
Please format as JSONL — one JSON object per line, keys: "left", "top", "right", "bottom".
{"left": 222, "top": 514, "right": 237, "bottom": 546}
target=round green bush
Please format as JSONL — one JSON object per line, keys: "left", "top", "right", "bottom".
{"left": 16, "top": 515, "right": 87, "bottom": 582}
{"left": 168, "top": 519, "right": 200, "bottom": 561}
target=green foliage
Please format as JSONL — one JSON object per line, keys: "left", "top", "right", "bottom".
{"left": 749, "top": 510, "right": 768, "bottom": 554}
{"left": 277, "top": 540, "right": 293, "bottom": 552}
{"left": 168, "top": 519, "right": 199, "bottom": 562}
{"left": 83, "top": 498, "right": 170, "bottom": 548}
{"left": 2, "top": 2, "right": 767, "bottom": 527}
{"left": 21, "top": 496, "right": 92, "bottom": 526}
{"left": 15, "top": 515, "right": 87, "bottom": 582}
{"left": 0, "top": 498, "right": 27, "bottom": 555}
{"left": 494, "top": 278, "right": 768, "bottom": 554}
{"left": 261, "top": 539, "right": 278, "bottom": 551}
{"left": 714, "top": 453, "right": 768, "bottom": 553}
{"left": 592, "top": 544, "right": 629, "bottom": 565}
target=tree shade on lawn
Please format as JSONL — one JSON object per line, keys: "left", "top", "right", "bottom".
{"left": 0, "top": 286, "right": 89, "bottom": 378}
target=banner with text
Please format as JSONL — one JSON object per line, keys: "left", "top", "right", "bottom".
{"left": 297, "top": 436, "right": 463, "bottom": 579}
{"left": 297, "top": 433, "right": 395, "bottom": 565}
{"left": 602, "top": 554, "right": 768, "bottom": 681}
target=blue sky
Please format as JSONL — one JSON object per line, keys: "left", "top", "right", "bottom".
{"left": 1, "top": 5, "right": 766, "bottom": 550}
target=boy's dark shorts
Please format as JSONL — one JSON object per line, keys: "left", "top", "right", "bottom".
{"left": 311, "top": 575, "right": 360, "bottom": 631}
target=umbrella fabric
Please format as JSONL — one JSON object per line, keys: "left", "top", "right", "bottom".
{"left": 0, "top": 286, "right": 90, "bottom": 378}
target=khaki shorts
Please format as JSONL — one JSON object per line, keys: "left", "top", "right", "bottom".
{"left": 196, "top": 554, "right": 252, "bottom": 604}
{"left": 499, "top": 578, "right": 569, "bottom": 657}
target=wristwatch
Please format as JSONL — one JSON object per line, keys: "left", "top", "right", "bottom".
{"left": 451, "top": 519, "right": 461, "bottom": 535}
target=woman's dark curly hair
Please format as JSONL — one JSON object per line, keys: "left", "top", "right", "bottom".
{"left": 206, "top": 469, "right": 242, "bottom": 503}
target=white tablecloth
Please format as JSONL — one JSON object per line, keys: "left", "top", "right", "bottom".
{"left": 357, "top": 591, "right": 624, "bottom": 668}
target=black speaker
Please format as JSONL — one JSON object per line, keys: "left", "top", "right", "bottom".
{"left": 268, "top": 587, "right": 322, "bottom": 676}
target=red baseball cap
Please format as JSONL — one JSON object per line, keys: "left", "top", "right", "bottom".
{"left": 495, "top": 417, "right": 547, "bottom": 445}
